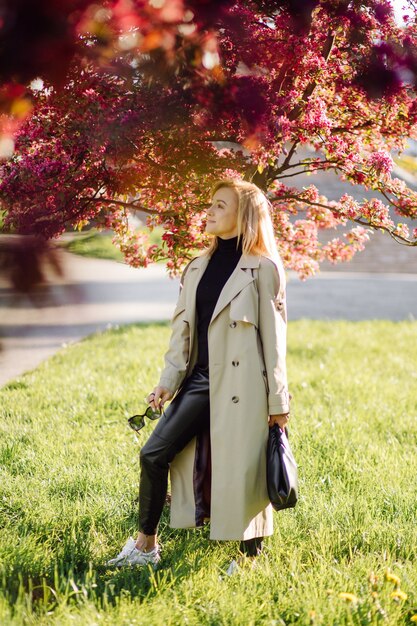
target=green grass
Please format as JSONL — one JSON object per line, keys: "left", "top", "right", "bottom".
{"left": 61, "top": 228, "right": 202, "bottom": 265}
{"left": 1, "top": 320, "right": 417, "bottom": 625}
{"left": 61, "top": 230, "right": 125, "bottom": 262}
{"left": 61, "top": 228, "right": 165, "bottom": 263}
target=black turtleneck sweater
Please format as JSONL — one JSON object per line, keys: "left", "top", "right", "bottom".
{"left": 195, "top": 235, "right": 243, "bottom": 368}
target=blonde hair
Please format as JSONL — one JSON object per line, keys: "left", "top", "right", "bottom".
{"left": 204, "top": 179, "right": 281, "bottom": 265}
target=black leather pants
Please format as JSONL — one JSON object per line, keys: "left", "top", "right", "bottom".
{"left": 139, "top": 365, "right": 210, "bottom": 535}
{"left": 138, "top": 364, "right": 263, "bottom": 556}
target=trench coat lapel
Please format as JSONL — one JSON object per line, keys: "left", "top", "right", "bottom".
{"left": 210, "top": 254, "right": 259, "bottom": 325}
{"left": 184, "top": 253, "right": 261, "bottom": 356}
{"left": 184, "top": 255, "right": 209, "bottom": 340}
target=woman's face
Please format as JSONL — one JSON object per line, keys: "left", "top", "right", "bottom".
{"left": 205, "top": 187, "right": 239, "bottom": 239}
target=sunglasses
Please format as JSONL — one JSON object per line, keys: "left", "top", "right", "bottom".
{"left": 128, "top": 406, "right": 165, "bottom": 432}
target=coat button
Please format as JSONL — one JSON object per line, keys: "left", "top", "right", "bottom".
{"left": 232, "top": 396, "right": 239, "bottom": 403}
{"left": 232, "top": 360, "right": 239, "bottom": 367}
{"left": 262, "top": 370, "right": 267, "bottom": 376}
{"left": 230, "top": 321, "right": 237, "bottom": 328}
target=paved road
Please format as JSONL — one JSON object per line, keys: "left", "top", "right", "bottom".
{"left": 0, "top": 250, "right": 415, "bottom": 387}
{"left": 288, "top": 270, "right": 416, "bottom": 320}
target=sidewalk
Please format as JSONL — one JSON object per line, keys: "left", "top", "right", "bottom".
{"left": 0, "top": 252, "right": 179, "bottom": 385}
{"left": 0, "top": 249, "right": 416, "bottom": 387}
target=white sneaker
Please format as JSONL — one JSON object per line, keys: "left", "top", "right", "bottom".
{"left": 225, "top": 555, "right": 258, "bottom": 577}
{"left": 105, "top": 537, "right": 161, "bottom": 568}
{"left": 226, "top": 559, "right": 240, "bottom": 576}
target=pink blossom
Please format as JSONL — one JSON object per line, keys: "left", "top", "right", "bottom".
{"left": 393, "top": 223, "right": 409, "bottom": 238}
{"left": 361, "top": 198, "right": 394, "bottom": 228}
{"left": 337, "top": 194, "right": 361, "bottom": 220}
{"left": 306, "top": 205, "right": 340, "bottom": 229}
{"left": 344, "top": 226, "right": 372, "bottom": 249}
{"left": 222, "top": 169, "right": 242, "bottom": 181}
{"left": 302, "top": 99, "right": 332, "bottom": 134}
{"left": 275, "top": 115, "right": 294, "bottom": 141}
{"left": 367, "top": 150, "right": 394, "bottom": 175}
{"left": 1, "top": 1, "right": 416, "bottom": 280}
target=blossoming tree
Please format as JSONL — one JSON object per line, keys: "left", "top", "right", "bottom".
{"left": 1, "top": 0, "right": 417, "bottom": 278}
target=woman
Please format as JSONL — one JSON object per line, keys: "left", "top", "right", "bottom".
{"left": 107, "top": 179, "right": 290, "bottom": 573}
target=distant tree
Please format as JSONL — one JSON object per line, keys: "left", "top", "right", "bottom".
{"left": 1, "top": 0, "right": 417, "bottom": 278}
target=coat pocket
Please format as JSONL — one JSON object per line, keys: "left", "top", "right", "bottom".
{"left": 229, "top": 284, "right": 258, "bottom": 327}
{"left": 255, "top": 330, "right": 269, "bottom": 394}
{"left": 261, "top": 367, "right": 269, "bottom": 394}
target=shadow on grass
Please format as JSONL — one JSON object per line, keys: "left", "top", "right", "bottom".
{"left": 4, "top": 501, "right": 229, "bottom": 616}
{"left": 0, "top": 319, "right": 238, "bottom": 616}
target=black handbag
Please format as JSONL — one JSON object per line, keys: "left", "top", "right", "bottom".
{"left": 267, "top": 424, "right": 298, "bottom": 511}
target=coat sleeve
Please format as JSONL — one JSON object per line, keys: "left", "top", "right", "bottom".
{"left": 258, "top": 255, "right": 290, "bottom": 415}
{"left": 157, "top": 261, "right": 192, "bottom": 393}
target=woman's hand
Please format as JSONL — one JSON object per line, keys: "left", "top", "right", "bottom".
{"left": 146, "top": 386, "right": 173, "bottom": 411}
{"left": 268, "top": 413, "right": 290, "bottom": 430}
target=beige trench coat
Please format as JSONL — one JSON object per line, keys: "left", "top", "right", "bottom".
{"left": 157, "top": 251, "right": 290, "bottom": 541}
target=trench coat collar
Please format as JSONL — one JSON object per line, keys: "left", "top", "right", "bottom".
{"left": 186, "top": 252, "right": 261, "bottom": 328}
{"left": 189, "top": 252, "right": 261, "bottom": 271}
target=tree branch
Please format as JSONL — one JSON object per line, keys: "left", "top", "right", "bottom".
{"left": 276, "top": 193, "right": 417, "bottom": 246}
{"left": 287, "top": 32, "right": 336, "bottom": 122}
{"left": 247, "top": 31, "right": 337, "bottom": 188}
{"left": 330, "top": 122, "right": 374, "bottom": 134}
{"left": 275, "top": 163, "right": 342, "bottom": 179}
{"left": 79, "top": 197, "right": 176, "bottom": 216}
